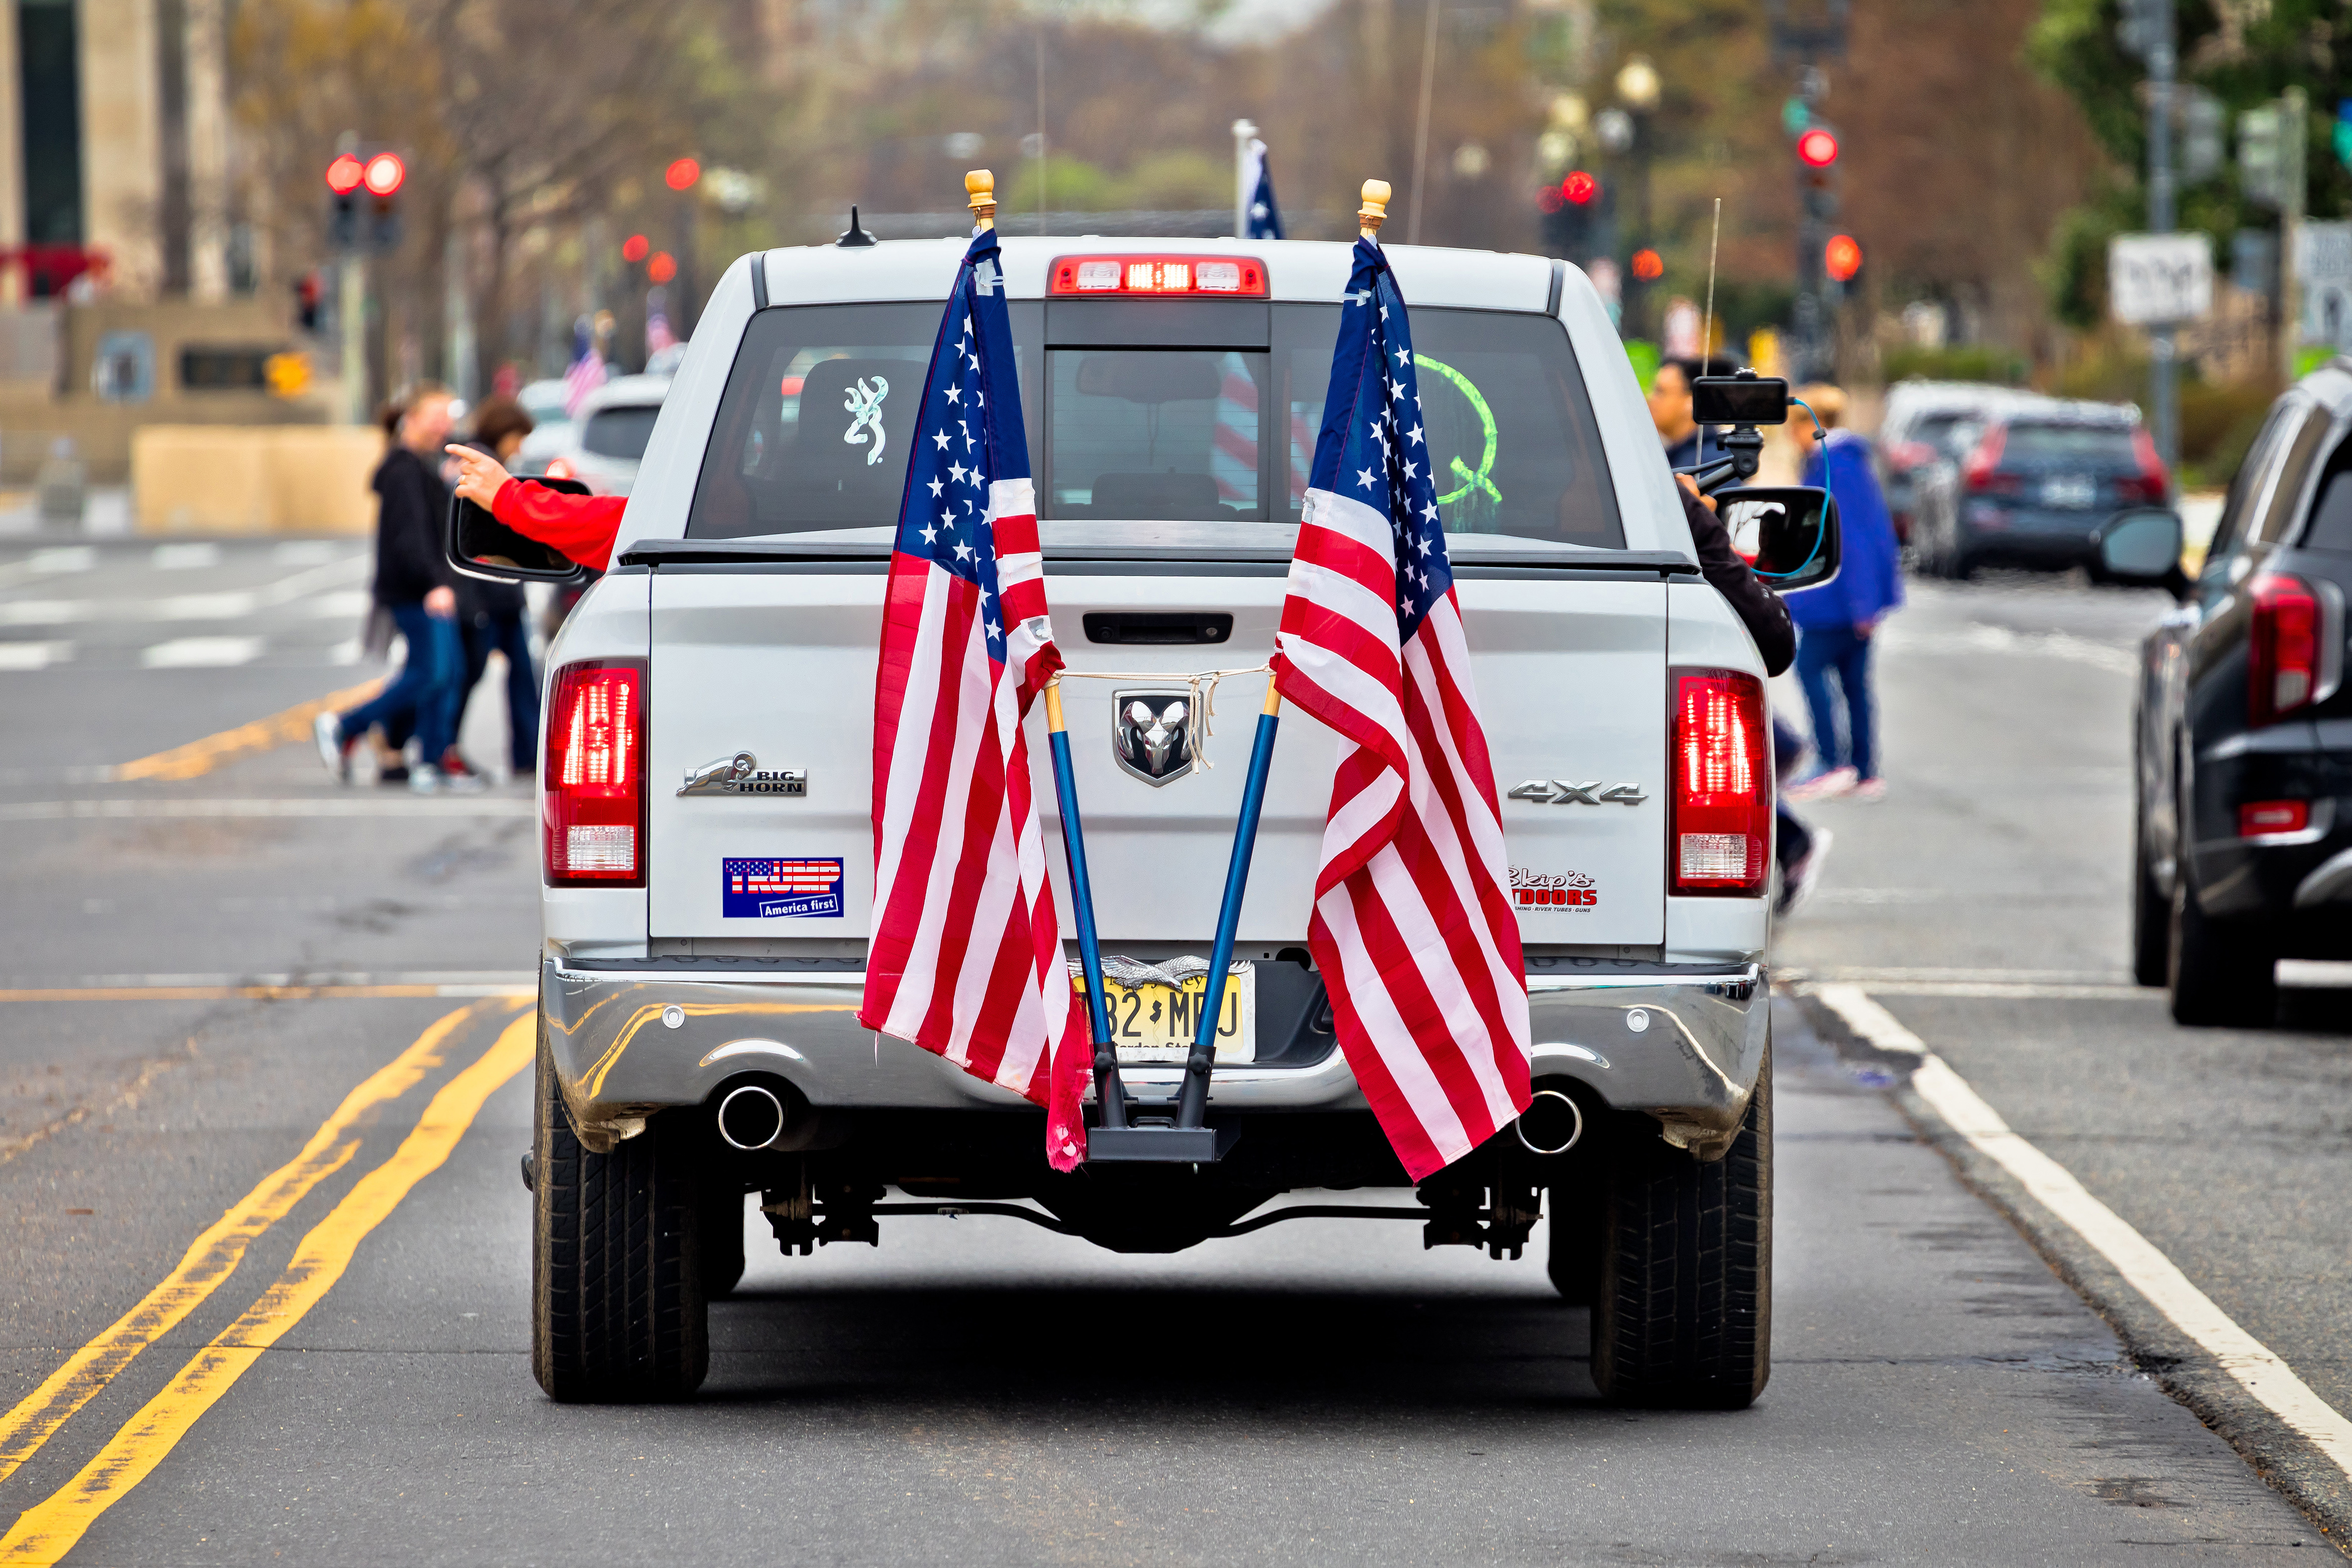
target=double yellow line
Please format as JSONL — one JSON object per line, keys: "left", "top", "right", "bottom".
{"left": 0, "top": 1000, "right": 535, "bottom": 1564}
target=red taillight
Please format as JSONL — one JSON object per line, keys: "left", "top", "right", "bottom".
{"left": 545, "top": 660, "right": 645, "bottom": 884}
{"left": 1048, "top": 254, "right": 1268, "bottom": 296}
{"left": 1962, "top": 425, "right": 2009, "bottom": 492}
{"left": 2239, "top": 800, "right": 2310, "bottom": 838}
{"left": 1671, "top": 668, "right": 1771, "bottom": 896}
{"left": 2249, "top": 574, "right": 2321, "bottom": 727}
{"left": 2128, "top": 426, "right": 2168, "bottom": 503}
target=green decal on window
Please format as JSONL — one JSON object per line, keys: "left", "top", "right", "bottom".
{"left": 1413, "top": 353, "right": 1500, "bottom": 509}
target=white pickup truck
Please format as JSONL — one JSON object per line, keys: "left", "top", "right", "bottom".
{"left": 478, "top": 233, "right": 1808, "bottom": 1410}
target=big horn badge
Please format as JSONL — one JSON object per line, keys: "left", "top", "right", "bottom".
{"left": 1111, "top": 689, "right": 1195, "bottom": 786}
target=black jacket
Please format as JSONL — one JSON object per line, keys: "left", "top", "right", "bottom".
{"left": 1681, "top": 485, "right": 1794, "bottom": 677}
{"left": 370, "top": 445, "right": 460, "bottom": 607}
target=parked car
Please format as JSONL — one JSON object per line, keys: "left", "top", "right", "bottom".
{"left": 466, "top": 232, "right": 1845, "bottom": 1410}
{"left": 2131, "top": 358, "right": 2352, "bottom": 1025}
{"left": 1916, "top": 401, "right": 2166, "bottom": 578}
{"left": 1877, "top": 381, "right": 2032, "bottom": 544}
{"left": 532, "top": 373, "right": 668, "bottom": 495}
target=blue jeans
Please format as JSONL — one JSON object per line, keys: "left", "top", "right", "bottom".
{"left": 1795, "top": 623, "right": 1877, "bottom": 780}
{"left": 341, "top": 602, "right": 463, "bottom": 765}
{"left": 458, "top": 610, "right": 540, "bottom": 771}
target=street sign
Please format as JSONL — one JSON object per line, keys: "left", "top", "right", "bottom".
{"left": 2110, "top": 232, "right": 2213, "bottom": 324}
{"left": 2298, "top": 220, "right": 2352, "bottom": 351}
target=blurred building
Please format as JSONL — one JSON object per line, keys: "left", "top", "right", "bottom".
{"left": 0, "top": 0, "right": 325, "bottom": 499}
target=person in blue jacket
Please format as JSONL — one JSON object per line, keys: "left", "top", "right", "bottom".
{"left": 1784, "top": 383, "right": 1903, "bottom": 803}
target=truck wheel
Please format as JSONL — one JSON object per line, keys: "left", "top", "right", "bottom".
{"left": 2167, "top": 874, "right": 2278, "bottom": 1028}
{"left": 1591, "top": 1047, "right": 1771, "bottom": 1410}
{"left": 1546, "top": 1187, "right": 1602, "bottom": 1306}
{"left": 2130, "top": 814, "right": 2170, "bottom": 988}
{"left": 531, "top": 1040, "right": 709, "bottom": 1401}
{"left": 701, "top": 1185, "right": 747, "bottom": 1298}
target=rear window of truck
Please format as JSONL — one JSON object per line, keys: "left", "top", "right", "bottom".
{"left": 688, "top": 299, "right": 1621, "bottom": 548}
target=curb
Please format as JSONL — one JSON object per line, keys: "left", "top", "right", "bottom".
{"left": 1792, "top": 987, "right": 2352, "bottom": 1557}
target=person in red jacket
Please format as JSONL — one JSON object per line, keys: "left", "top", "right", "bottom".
{"left": 443, "top": 444, "right": 625, "bottom": 571}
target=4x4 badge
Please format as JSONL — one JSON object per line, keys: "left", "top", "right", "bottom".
{"left": 1508, "top": 779, "right": 1646, "bottom": 806}
{"left": 679, "top": 752, "right": 808, "bottom": 798}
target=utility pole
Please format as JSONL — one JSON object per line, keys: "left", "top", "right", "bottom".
{"left": 2144, "top": 0, "right": 2179, "bottom": 486}
{"left": 337, "top": 130, "right": 367, "bottom": 426}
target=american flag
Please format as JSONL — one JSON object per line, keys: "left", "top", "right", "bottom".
{"left": 858, "top": 227, "right": 1089, "bottom": 1171}
{"left": 561, "top": 317, "right": 607, "bottom": 417}
{"left": 1271, "top": 236, "right": 1531, "bottom": 1181}
{"left": 1241, "top": 138, "right": 1284, "bottom": 241}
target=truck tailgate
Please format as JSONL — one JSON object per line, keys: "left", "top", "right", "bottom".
{"left": 646, "top": 567, "right": 1666, "bottom": 947}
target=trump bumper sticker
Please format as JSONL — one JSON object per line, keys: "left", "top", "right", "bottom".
{"left": 722, "top": 857, "right": 844, "bottom": 919}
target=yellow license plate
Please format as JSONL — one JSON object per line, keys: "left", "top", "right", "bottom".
{"left": 1071, "top": 960, "right": 1255, "bottom": 1064}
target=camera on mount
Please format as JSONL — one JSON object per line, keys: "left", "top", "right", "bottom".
{"left": 1683, "top": 369, "right": 1790, "bottom": 497}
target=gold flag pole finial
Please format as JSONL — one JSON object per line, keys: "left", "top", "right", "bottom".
{"left": 966, "top": 169, "right": 997, "bottom": 232}
{"left": 1358, "top": 179, "right": 1391, "bottom": 241}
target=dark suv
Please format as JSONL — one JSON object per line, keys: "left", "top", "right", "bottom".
{"left": 2133, "top": 360, "right": 2352, "bottom": 1024}
{"left": 1923, "top": 407, "right": 2167, "bottom": 577}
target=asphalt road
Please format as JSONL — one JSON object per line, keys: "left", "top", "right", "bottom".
{"left": 0, "top": 540, "right": 2342, "bottom": 1563}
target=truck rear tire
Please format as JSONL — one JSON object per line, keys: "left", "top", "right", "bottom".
{"left": 1590, "top": 1047, "right": 1772, "bottom": 1410}
{"left": 532, "top": 1040, "right": 709, "bottom": 1402}
{"left": 2168, "top": 874, "right": 2278, "bottom": 1028}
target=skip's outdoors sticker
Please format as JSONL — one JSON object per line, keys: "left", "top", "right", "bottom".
{"left": 722, "top": 858, "right": 844, "bottom": 919}
{"left": 1510, "top": 866, "right": 1597, "bottom": 910}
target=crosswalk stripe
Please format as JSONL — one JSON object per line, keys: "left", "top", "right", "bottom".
{"left": 140, "top": 636, "right": 264, "bottom": 668}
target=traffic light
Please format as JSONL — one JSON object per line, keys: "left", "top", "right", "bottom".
{"left": 362, "top": 152, "right": 404, "bottom": 252}
{"left": 1541, "top": 170, "right": 1606, "bottom": 260}
{"left": 324, "top": 150, "right": 404, "bottom": 253}
{"left": 1824, "top": 233, "right": 1863, "bottom": 283}
{"left": 665, "top": 157, "right": 701, "bottom": 192}
{"left": 622, "top": 233, "right": 651, "bottom": 264}
{"left": 1796, "top": 123, "right": 1841, "bottom": 220}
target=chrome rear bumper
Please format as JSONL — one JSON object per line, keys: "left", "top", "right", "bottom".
{"left": 541, "top": 956, "right": 1770, "bottom": 1159}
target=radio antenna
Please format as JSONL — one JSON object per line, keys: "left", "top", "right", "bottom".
{"left": 1701, "top": 196, "right": 1723, "bottom": 366}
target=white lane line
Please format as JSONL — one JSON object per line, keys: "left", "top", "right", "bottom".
{"left": 1791, "top": 965, "right": 2132, "bottom": 986}
{"left": 1882, "top": 622, "right": 2139, "bottom": 675}
{"left": 0, "top": 642, "right": 72, "bottom": 671}
{"left": 0, "top": 600, "right": 91, "bottom": 626}
{"left": 0, "top": 798, "right": 534, "bottom": 820}
{"left": 148, "top": 592, "right": 259, "bottom": 620}
{"left": 271, "top": 541, "right": 346, "bottom": 565}
{"left": 0, "top": 548, "right": 96, "bottom": 590}
{"left": 141, "top": 636, "right": 264, "bottom": 668}
{"left": 1812, "top": 983, "right": 2352, "bottom": 1482}
{"left": 1841, "top": 981, "right": 2154, "bottom": 1001}
{"left": 151, "top": 543, "right": 222, "bottom": 570}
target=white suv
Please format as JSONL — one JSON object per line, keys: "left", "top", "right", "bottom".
{"left": 499, "top": 234, "right": 1786, "bottom": 1409}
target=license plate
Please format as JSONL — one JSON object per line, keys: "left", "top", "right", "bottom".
{"left": 2040, "top": 475, "right": 2096, "bottom": 508}
{"left": 1071, "top": 956, "right": 1255, "bottom": 1064}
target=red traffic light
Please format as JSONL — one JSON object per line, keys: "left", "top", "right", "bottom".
{"left": 621, "top": 234, "right": 651, "bottom": 263}
{"left": 1631, "top": 248, "right": 1664, "bottom": 281}
{"left": 325, "top": 154, "right": 364, "bottom": 195}
{"left": 1561, "top": 170, "right": 1600, "bottom": 205}
{"left": 647, "top": 251, "right": 678, "bottom": 285}
{"left": 1825, "top": 233, "right": 1863, "bottom": 282}
{"left": 665, "top": 157, "right": 701, "bottom": 191}
{"left": 1796, "top": 128, "right": 1840, "bottom": 168}
{"left": 362, "top": 152, "right": 405, "bottom": 196}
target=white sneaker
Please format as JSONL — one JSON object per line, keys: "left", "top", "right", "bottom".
{"left": 1778, "top": 828, "right": 1833, "bottom": 916}
{"left": 409, "top": 763, "right": 443, "bottom": 795}
{"left": 313, "top": 711, "right": 349, "bottom": 782}
{"left": 1786, "top": 764, "right": 1858, "bottom": 803}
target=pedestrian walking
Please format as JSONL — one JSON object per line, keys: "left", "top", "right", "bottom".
{"left": 448, "top": 396, "right": 542, "bottom": 780}
{"left": 315, "top": 384, "right": 477, "bottom": 794}
{"left": 1784, "top": 383, "right": 1903, "bottom": 803}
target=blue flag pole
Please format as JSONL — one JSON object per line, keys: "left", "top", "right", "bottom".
{"left": 1175, "top": 681, "right": 1282, "bottom": 1130}
{"left": 1042, "top": 680, "right": 1128, "bottom": 1130}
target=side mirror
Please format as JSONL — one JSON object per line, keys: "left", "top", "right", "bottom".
{"left": 1720, "top": 485, "right": 1841, "bottom": 592}
{"left": 448, "top": 477, "right": 594, "bottom": 586}
{"left": 2094, "top": 507, "right": 2184, "bottom": 589}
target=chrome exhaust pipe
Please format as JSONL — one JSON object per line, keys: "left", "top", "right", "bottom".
{"left": 716, "top": 1083, "right": 788, "bottom": 1151}
{"left": 1515, "top": 1088, "right": 1584, "bottom": 1156}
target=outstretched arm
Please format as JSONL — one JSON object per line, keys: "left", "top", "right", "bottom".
{"left": 445, "top": 445, "right": 626, "bottom": 573}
